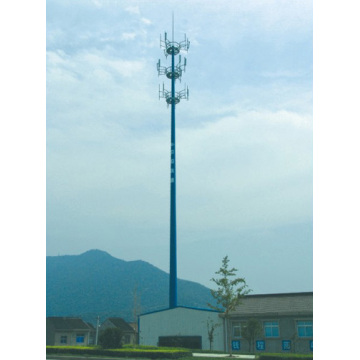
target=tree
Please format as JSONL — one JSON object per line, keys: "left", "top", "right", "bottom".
{"left": 99, "top": 327, "right": 124, "bottom": 349}
{"left": 209, "top": 256, "right": 250, "bottom": 356}
{"left": 207, "top": 319, "right": 220, "bottom": 350}
{"left": 241, "top": 319, "right": 262, "bottom": 354}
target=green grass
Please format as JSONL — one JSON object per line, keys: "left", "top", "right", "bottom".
{"left": 46, "top": 345, "right": 189, "bottom": 351}
{"left": 259, "top": 353, "right": 312, "bottom": 360}
{"left": 122, "top": 345, "right": 190, "bottom": 352}
{"left": 46, "top": 346, "right": 312, "bottom": 360}
{"left": 46, "top": 345, "right": 100, "bottom": 350}
{"left": 46, "top": 345, "right": 192, "bottom": 359}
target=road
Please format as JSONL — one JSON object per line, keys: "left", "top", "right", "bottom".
{"left": 47, "top": 354, "right": 256, "bottom": 360}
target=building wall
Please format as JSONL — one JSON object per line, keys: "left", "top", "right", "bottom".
{"left": 46, "top": 327, "right": 55, "bottom": 346}
{"left": 139, "top": 307, "right": 224, "bottom": 351}
{"left": 230, "top": 316, "right": 313, "bottom": 354}
{"left": 52, "top": 331, "right": 90, "bottom": 346}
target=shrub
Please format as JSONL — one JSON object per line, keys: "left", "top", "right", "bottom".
{"left": 99, "top": 327, "right": 123, "bottom": 349}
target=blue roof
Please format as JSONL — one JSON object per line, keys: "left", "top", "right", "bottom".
{"left": 139, "top": 305, "right": 221, "bottom": 317}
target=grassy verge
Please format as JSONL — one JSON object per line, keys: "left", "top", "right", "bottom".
{"left": 258, "top": 353, "right": 312, "bottom": 360}
{"left": 46, "top": 345, "right": 192, "bottom": 359}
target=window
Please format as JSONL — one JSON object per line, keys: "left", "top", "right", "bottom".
{"left": 297, "top": 320, "right": 313, "bottom": 337}
{"left": 60, "top": 335, "right": 67, "bottom": 344}
{"left": 232, "top": 322, "right": 242, "bottom": 338}
{"left": 264, "top": 321, "right": 279, "bottom": 337}
{"left": 76, "top": 334, "right": 85, "bottom": 343}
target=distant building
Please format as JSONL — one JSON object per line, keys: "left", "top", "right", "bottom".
{"left": 46, "top": 317, "right": 93, "bottom": 346}
{"left": 139, "top": 292, "right": 313, "bottom": 354}
{"left": 100, "top": 317, "right": 137, "bottom": 345}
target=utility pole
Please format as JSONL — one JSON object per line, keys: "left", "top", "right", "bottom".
{"left": 157, "top": 15, "right": 189, "bottom": 309}
{"left": 95, "top": 315, "right": 100, "bottom": 345}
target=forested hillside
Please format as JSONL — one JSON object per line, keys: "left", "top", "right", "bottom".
{"left": 47, "top": 249, "right": 216, "bottom": 325}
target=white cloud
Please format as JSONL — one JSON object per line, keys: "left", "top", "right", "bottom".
{"left": 48, "top": 104, "right": 312, "bottom": 226}
{"left": 173, "top": 109, "right": 312, "bottom": 230}
{"left": 47, "top": 48, "right": 146, "bottom": 81}
{"left": 260, "top": 70, "right": 307, "bottom": 79}
{"left": 121, "top": 32, "right": 137, "bottom": 40}
{"left": 91, "top": 0, "right": 103, "bottom": 8}
{"left": 47, "top": 50, "right": 67, "bottom": 66}
{"left": 125, "top": 5, "right": 140, "bottom": 15}
{"left": 141, "top": 17, "right": 152, "bottom": 25}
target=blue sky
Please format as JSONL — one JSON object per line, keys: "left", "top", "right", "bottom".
{"left": 46, "top": 0, "right": 313, "bottom": 293}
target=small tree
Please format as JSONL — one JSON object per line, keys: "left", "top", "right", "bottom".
{"left": 99, "top": 327, "right": 124, "bottom": 349}
{"left": 208, "top": 256, "right": 251, "bottom": 356}
{"left": 207, "top": 319, "right": 220, "bottom": 350}
{"left": 241, "top": 319, "right": 262, "bottom": 354}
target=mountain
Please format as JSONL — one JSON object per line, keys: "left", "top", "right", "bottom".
{"left": 47, "top": 249, "right": 216, "bottom": 325}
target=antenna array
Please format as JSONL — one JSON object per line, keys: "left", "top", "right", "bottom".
{"left": 158, "top": 32, "right": 190, "bottom": 106}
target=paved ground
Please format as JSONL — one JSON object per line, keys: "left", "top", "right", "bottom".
{"left": 193, "top": 354, "right": 255, "bottom": 359}
{"left": 47, "top": 354, "right": 256, "bottom": 360}
{"left": 47, "top": 356, "right": 117, "bottom": 360}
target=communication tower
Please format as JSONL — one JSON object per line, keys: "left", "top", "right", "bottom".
{"left": 157, "top": 17, "right": 190, "bottom": 309}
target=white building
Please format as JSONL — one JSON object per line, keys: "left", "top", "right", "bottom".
{"left": 139, "top": 306, "right": 224, "bottom": 351}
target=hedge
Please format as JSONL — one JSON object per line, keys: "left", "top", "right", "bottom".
{"left": 46, "top": 346, "right": 192, "bottom": 359}
{"left": 259, "top": 354, "right": 313, "bottom": 360}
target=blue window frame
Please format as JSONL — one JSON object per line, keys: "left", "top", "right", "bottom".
{"left": 297, "top": 321, "right": 313, "bottom": 337}
{"left": 76, "top": 334, "right": 85, "bottom": 343}
{"left": 256, "top": 340, "right": 265, "bottom": 351}
{"left": 264, "top": 321, "right": 279, "bottom": 337}
{"left": 282, "top": 340, "right": 291, "bottom": 351}
{"left": 232, "top": 340, "right": 240, "bottom": 351}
